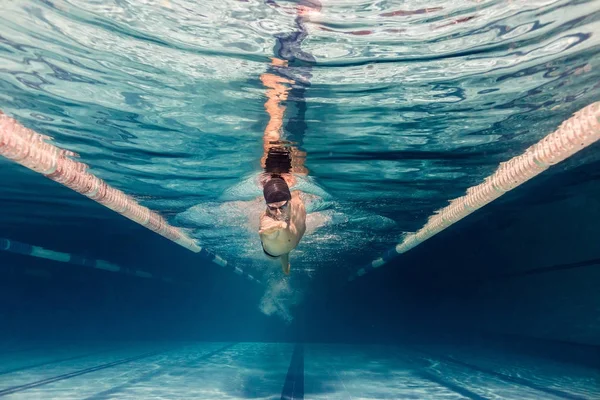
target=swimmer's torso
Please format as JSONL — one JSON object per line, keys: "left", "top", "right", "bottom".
{"left": 259, "top": 191, "right": 306, "bottom": 256}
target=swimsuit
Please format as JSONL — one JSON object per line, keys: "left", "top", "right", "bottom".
{"left": 262, "top": 241, "right": 278, "bottom": 258}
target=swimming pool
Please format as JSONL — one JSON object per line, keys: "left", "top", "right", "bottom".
{"left": 1, "top": 0, "right": 599, "bottom": 398}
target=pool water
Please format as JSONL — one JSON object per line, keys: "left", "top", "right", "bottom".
{"left": 1, "top": 0, "right": 599, "bottom": 398}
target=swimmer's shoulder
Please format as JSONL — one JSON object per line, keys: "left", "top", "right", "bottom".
{"left": 290, "top": 191, "right": 306, "bottom": 212}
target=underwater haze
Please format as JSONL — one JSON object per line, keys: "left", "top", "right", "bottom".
{"left": 1, "top": 0, "right": 600, "bottom": 399}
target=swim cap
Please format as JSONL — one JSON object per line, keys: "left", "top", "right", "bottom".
{"left": 263, "top": 176, "right": 292, "bottom": 204}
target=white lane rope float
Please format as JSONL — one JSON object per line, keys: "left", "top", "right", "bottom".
{"left": 0, "top": 112, "right": 260, "bottom": 285}
{"left": 349, "top": 102, "right": 600, "bottom": 281}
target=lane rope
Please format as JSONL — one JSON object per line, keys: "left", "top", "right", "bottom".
{"left": 349, "top": 102, "right": 600, "bottom": 281}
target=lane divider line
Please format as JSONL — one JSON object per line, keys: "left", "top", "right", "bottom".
{"left": 280, "top": 343, "right": 304, "bottom": 400}
{"left": 84, "top": 343, "right": 238, "bottom": 400}
{"left": 0, "top": 112, "right": 199, "bottom": 253}
{"left": 0, "top": 346, "right": 122, "bottom": 377}
{"left": 0, "top": 348, "right": 172, "bottom": 397}
{"left": 349, "top": 102, "right": 600, "bottom": 281}
{"left": 0, "top": 112, "right": 261, "bottom": 283}
{"left": 414, "top": 349, "right": 589, "bottom": 400}
{"left": 0, "top": 237, "right": 164, "bottom": 282}
{"left": 0, "top": 237, "right": 262, "bottom": 285}
{"left": 415, "top": 370, "right": 489, "bottom": 400}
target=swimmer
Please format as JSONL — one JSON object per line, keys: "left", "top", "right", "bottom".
{"left": 258, "top": 61, "right": 308, "bottom": 275}
{"left": 258, "top": 0, "right": 318, "bottom": 274}
{"left": 259, "top": 175, "right": 306, "bottom": 275}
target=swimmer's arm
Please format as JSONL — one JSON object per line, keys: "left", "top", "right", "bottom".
{"left": 288, "top": 193, "right": 307, "bottom": 239}
{"left": 258, "top": 214, "right": 288, "bottom": 235}
{"left": 259, "top": 223, "right": 287, "bottom": 236}
{"left": 287, "top": 219, "right": 300, "bottom": 239}
{"left": 280, "top": 253, "right": 290, "bottom": 275}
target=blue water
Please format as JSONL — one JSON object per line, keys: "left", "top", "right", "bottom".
{"left": 1, "top": 0, "right": 600, "bottom": 398}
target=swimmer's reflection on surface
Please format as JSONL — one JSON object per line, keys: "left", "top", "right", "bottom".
{"left": 258, "top": 58, "right": 307, "bottom": 275}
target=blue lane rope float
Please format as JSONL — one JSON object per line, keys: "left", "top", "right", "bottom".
{"left": 348, "top": 102, "right": 600, "bottom": 281}
{"left": 0, "top": 237, "right": 261, "bottom": 285}
{"left": 0, "top": 237, "right": 166, "bottom": 282}
{"left": 195, "top": 246, "right": 261, "bottom": 284}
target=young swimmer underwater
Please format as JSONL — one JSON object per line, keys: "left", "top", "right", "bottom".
{"left": 257, "top": 0, "right": 319, "bottom": 275}
{"left": 259, "top": 175, "right": 306, "bottom": 275}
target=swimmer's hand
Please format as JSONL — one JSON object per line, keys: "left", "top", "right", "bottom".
{"left": 280, "top": 253, "right": 290, "bottom": 275}
{"left": 259, "top": 219, "right": 287, "bottom": 235}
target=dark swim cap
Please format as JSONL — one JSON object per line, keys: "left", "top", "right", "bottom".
{"left": 263, "top": 176, "right": 292, "bottom": 204}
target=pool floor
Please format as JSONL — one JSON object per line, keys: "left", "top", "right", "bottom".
{"left": 0, "top": 341, "right": 597, "bottom": 399}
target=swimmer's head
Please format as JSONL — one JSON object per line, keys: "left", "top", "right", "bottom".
{"left": 264, "top": 176, "right": 291, "bottom": 203}
{"left": 264, "top": 176, "right": 292, "bottom": 220}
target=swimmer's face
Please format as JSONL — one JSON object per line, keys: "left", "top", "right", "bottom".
{"left": 266, "top": 200, "right": 290, "bottom": 221}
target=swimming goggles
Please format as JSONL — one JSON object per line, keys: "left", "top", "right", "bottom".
{"left": 267, "top": 200, "right": 289, "bottom": 212}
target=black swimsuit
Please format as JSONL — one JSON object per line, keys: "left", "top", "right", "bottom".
{"left": 262, "top": 242, "right": 278, "bottom": 258}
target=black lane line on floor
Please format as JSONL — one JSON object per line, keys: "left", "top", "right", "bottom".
{"left": 419, "top": 351, "right": 589, "bottom": 400}
{"left": 416, "top": 370, "right": 490, "bottom": 400}
{"left": 0, "top": 347, "right": 122, "bottom": 377}
{"left": 0, "top": 348, "right": 172, "bottom": 397}
{"left": 85, "top": 342, "right": 238, "bottom": 400}
{"left": 281, "top": 343, "right": 304, "bottom": 400}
